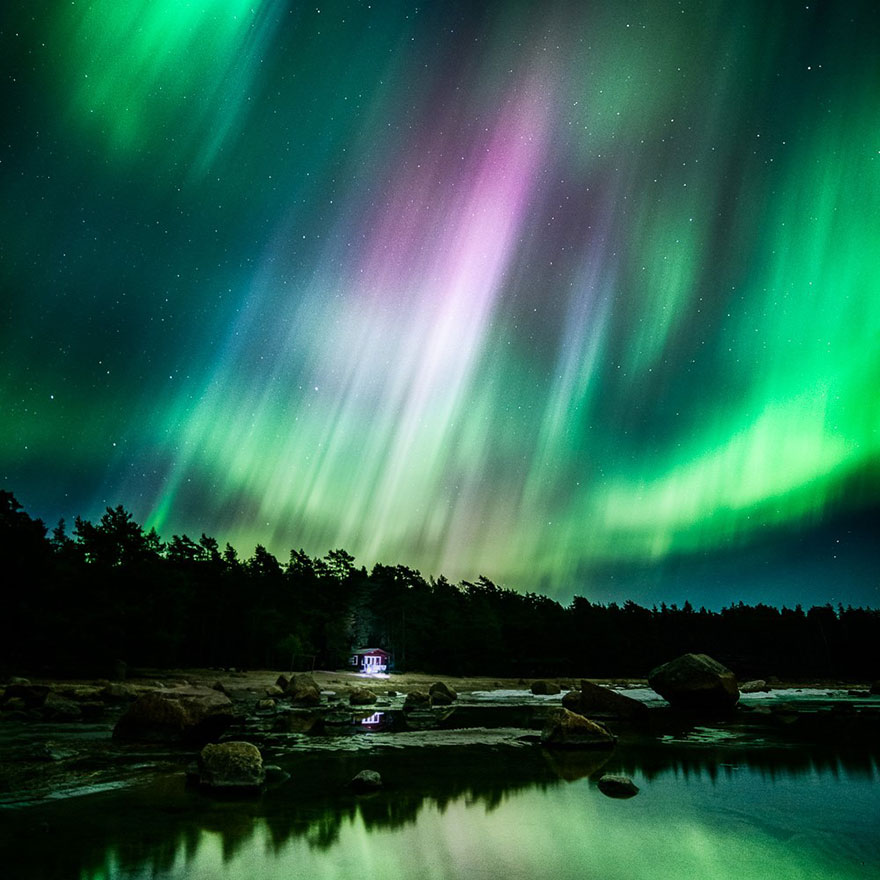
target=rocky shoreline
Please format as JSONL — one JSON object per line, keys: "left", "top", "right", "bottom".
{"left": 3, "top": 659, "right": 880, "bottom": 806}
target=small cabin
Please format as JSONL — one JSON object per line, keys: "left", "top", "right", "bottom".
{"left": 350, "top": 647, "right": 390, "bottom": 673}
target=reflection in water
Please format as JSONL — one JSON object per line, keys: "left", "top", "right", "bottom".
{"left": 3, "top": 740, "right": 879, "bottom": 879}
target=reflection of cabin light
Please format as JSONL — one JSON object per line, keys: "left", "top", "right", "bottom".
{"left": 361, "top": 712, "right": 384, "bottom": 726}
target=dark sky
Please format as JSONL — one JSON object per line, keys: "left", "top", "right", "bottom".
{"left": 2, "top": 0, "right": 878, "bottom": 608}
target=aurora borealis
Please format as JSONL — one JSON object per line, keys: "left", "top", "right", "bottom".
{"left": 2, "top": 0, "right": 878, "bottom": 607}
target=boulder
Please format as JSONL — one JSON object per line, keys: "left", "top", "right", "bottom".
{"left": 113, "top": 686, "right": 235, "bottom": 743}
{"left": 265, "top": 685, "right": 285, "bottom": 698}
{"left": 101, "top": 682, "right": 138, "bottom": 702}
{"left": 0, "top": 684, "right": 50, "bottom": 708}
{"left": 349, "top": 688, "right": 376, "bottom": 706}
{"left": 288, "top": 674, "right": 321, "bottom": 706}
{"left": 648, "top": 653, "right": 739, "bottom": 711}
{"left": 41, "top": 694, "right": 83, "bottom": 721}
{"left": 540, "top": 708, "right": 616, "bottom": 748}
{"left": 562, "top": 680, "right": 648, "bottom": 720}
{"left": 256, "top": 698, "right": 276, "bottom": 711}
{"left": 403, "top": 690, "right": 432, "bottom": 710}
{"left": 349, "top": 769, "right": 383, "bottom": 792}
{"left": 275, "top": 674, "right": 290, "bottom": 692}
{"left": 597, "top": 774, "right": 639, "bottom": 799}
{"left": 740, "top": 679, "right": 770, "bottom": 694}
{"left": 429, "top": 681, "right": 458, "bottom": 705}
{"left": 198, "top": 741, "right": 264, "bottom": 790}
{"left": 531, "top": 680, "right": 562, "bottom": 696}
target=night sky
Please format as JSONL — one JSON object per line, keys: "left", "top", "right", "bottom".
{"left": 2, "top": 1, "right": 878, "bottom": 608}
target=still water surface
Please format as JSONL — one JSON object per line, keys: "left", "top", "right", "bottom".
{"left": 5, "top": 738, "right": 878, "bottom": 880}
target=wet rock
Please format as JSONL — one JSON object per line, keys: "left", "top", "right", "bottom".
{"left": 275, "top": 674, "right": 290, "bottom": 692}
{"left": 256, "top": 698, "right": 276, "bottom": 711}
{"left": 198, "top": 741, "right": 264, "bottom": 790}
{"left": 540, "top": 708, "right": 616, "bottom": 748}
{"left": 598, "top": 774, "right": 639, "bottom": 798}
{"left": 740, "top": 679, "right": 770, "bottom": 694}
{"left": 562, "top": 680, "right": 648, "bottom": 720}
{"left": 429, "top": 681, "right": 458, "bottom": 705}
{"left": 265, "top": 685, "right": 285, "bottom": 698}
{"left": 648, "top": 653, "right": 739, "bottom": 711}
{"left": 531, "top": 681, "right": 562, "bottom": 696}
{"left": 41, "top": 694, "right": 83, "bottom": 722}
{"left": 403, "top": 690, "right": 432, "bottom": 710}
{"left": 264, "top": 764, "right": 288, "bottom": 784}
{"left": 113, "top": 686, "right": 235, "bottom": 744}
{"left": 349, "top": 769, "right": 382, "bottom": 792}
{"left": 101, "top": 682, "right": 138, "bottom": 702}
{"left": 288, "top": 674, "right": 321, "bottom": 706}
{"left": 349, "top": 688, "right": 376, "bottom": 706}
{"left": 1, "top": 684, "right": 50, "bottom": 708}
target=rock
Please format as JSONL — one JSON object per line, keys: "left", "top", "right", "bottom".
{"left": 562, "top": 680, "right": 648, "bottom": 720}
{"left": 41, "top": 694, "right": 83, "bottom": 721}
{"left": 0, "top": 684, "right": 50, "bottom": 708}
{"left": 386, "top": 690, "right": 398, "bottom": 697}
{"left": 275, "top": 674, "right": 290, "bottom": 692}
{"left": 264, "top": 764, "right": 288, "bottom": 784}
{"left": 531, "top": 680, "right": 562, "bottom": 696}
{"left": 256, "top": 698, "right": 276, "bottom": 711}
{"left": 211, "top": 681, "right": 227, "bottom": 693}
{"left": 265, "top": 685, "right": 284, "bottom": 698}
{"left": 648, "top": 653, "right": 739, "bottom": 711}
{"left": 113, "top": 686, "right": 235, "bottom": 743}
{"left": 349, "top": 687, "right": 376, "bottom": 706}
{"left": 101, "top": 682, "right": 138, "bottom": 702}
{"left": 349, "top": 769, "right": 382, "bottom": 792}
{"left": 429, "top": 681, "right": 458, "bottom": 705}
{"left": 540, "top": 708, "right": 616, "bottom": 748}
{"left": 740, "top": 679, "right": 770, "bottom": 694}
{"left": 7, "top": 676, "right": 31, "bottom": 686}
{"left": 870, "top": 681, "right": 880, "bottom": 696}
{"left": 597, "top": 774, "right": 639, "bottom": 798}
{"left": 403, "top": 690, "right": 432, "bottom": 710}
{"left": 198, "top": 741, "right": 264, "bottom": 790}
{"left": 288, "top": 674, "right": 321, "bottom": 706}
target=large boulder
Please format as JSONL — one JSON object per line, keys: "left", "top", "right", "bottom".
{"left": 113, "top": 686, "right": 234, "bottom": 743}
{"left": 288, "top": 674, "right": 321, "bottom": 706}
{"left": 648, "top": 653, "right": 739, "bottom": 711}
{"left": 428, "top": 681, "right": 458, "bottom": 705}
{"left": 541, "top": 708, "right": 616, "bottom": 748}
{"left": 349, "top": 687, "right": 376, "bottom": 706}
{"left": 198, "top": 741, "right": 264, "bottom": 790}
{"left": 562, "top": 680, "right": 648, "bottom": 720}
{"left": 403, "top": 690, "right": 432, "bottom": 710}
{"left": 531, "top": 680, "right": 562, "bottom": 695}
{"left": 0, "top": 684, "right": 50, "bottom": 708}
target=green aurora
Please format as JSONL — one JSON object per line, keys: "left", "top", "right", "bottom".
{"left": 1, "top": 0, "right": 878, "bottom": 605}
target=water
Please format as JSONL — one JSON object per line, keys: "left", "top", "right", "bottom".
{"left": 3, "top": 733, "right": 878, "bottom": 880}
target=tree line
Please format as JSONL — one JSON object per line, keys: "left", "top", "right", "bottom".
{"left": 2, "top": 490, "right": 878, "bottom": 680}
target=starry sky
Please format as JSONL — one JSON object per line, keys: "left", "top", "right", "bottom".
{"left": 2, "top": 0, "right": 878, "bottom": 608}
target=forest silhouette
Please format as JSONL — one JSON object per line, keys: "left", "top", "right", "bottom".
{"left": 2, "top": 490, "right": 877, "bottom": 679}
